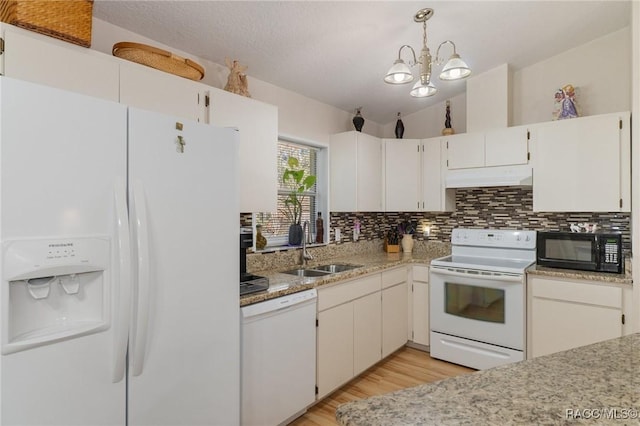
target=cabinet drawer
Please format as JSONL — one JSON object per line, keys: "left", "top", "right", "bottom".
{"left": 530, "top": 277, "right": 622, "bottom": 309}
{"left": 381, "top": 267, "right": 406, "bottom": 289}
{"left": 413, "top": 265, "right": 429, "bottom": 283}
{"left": 318, "top": 274, "right": 382, "bottom": 311}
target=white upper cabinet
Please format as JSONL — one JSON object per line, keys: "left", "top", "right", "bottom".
{"left": 330, "top": 131, "right": 382, "bottom": 212}
{"left": 1, "top": 23, "right": 279, "bottom": 214}
{"left": 531, "top": 112, "right": 630, "bottom": 212}
{"left": 119, "top": 61, "right": 208, "bottom": 123}
{"left": 445, "top": 133, "right": 485, "bottom": 169}
{"left": 384, "top": 139, "right": 421, "bottom": 212}
{"left": 422, "top": 137, "right": 455, "bottom": 212}
{"left": 446, "top": 126, "right": 529, "bottom": 170}
{"left": 1, "top": 24, "right": 119, "bottom": 101}
{"left": 209, "top": 88, "right": 278, "bottom": 213}
{"left": 382, "top": 137, "right": 453, "bottom": 213}
{"left": 484, "top": 126, "right": 529, "bottom": 167}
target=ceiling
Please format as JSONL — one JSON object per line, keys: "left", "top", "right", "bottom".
{"left": 93, "top": 1, "right": 632, "bottom": 125}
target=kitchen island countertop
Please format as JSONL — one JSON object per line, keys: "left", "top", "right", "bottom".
{"left": 336, "top": 333, "right": 640, "bottom": 426}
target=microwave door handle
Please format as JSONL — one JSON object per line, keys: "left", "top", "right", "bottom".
{"left": 430, "top": 267, "right": 523, "bottom": 283}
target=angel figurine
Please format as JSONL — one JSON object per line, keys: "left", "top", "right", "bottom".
{"left": 553, "top": 84, "right": 579, "bottom": 120}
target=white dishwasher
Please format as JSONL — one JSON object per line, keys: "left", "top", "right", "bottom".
{"left": 241, "top": 289, "right": 317, "bottom": 426}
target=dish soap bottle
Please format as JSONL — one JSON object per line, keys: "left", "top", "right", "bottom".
{"left": 315, "top": 212, "right": 324, "bottom": 243}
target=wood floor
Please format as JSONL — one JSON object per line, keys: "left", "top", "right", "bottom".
{"left": 289, "top": 346, "right": 475, "bottom": 426}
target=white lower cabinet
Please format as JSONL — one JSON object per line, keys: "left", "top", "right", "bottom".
{"left": 316, "top": 267, "right": 410, "bottom": 399}
{"left": 381, "top": 268, "right": 409, "bottom": 358}
{"left": 410, "top": 265, "right": 429, "bottom": 347}
{"left": 317, "top": 303, "right": 354, "bottom": 399}
{"left": 528, "top": 276, "right": 627, "bottom": 358}
{"left": 316, "top": 273, "right": 381, "bottom": 399}
{"left": 353, "top": 292, "right": 382, "bottom": 375}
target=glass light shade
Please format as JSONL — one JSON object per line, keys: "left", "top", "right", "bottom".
{"left": 410, "top": 79, "right": 437, "bottom": 98}
{"left": 439, "top": 54, "right": 471, "bottom": 80}
{"left": 384, "top": 60, "right": 414, "bottom": 84}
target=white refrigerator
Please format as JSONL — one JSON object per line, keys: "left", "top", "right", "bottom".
{"left": 0, "top": 77, "right": 240, "bottom": 425}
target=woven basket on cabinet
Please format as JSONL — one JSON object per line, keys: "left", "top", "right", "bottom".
{"left": 0, "top": 0, "right": 93, "bottom": 47}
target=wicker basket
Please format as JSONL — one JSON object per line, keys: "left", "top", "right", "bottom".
{"left": 113, "top": 42, "right": 205, "bottom": 81}
{"left": 0, "top": 0, "right": 93, "bottom": 47}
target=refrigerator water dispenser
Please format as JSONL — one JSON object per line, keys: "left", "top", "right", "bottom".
{"left": 2, "top": 237, "right": 110, "bottom": 354}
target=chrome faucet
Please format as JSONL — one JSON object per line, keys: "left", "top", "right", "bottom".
{"left": 301, "top": 221, "right": 313, "bottom": 266}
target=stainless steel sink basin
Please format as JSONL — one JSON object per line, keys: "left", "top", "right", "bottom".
{"left": 313, "top": 264, "right": 362, "bottom": 273}
{"left": 281, "top": 263, "right": 362, "bottom": 278}
{"left": 281, "top": 268, "right": 332, "bottom": 277}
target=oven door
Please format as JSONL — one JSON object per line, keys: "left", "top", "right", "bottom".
{"left": 430, "top": 266, "right": 524, "bottom": 351}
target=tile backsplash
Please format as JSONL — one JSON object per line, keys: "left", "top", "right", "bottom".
{"left": 329, "top": 187, "right": 631, "bottom": 253}
{"left": 241, "top": 187, "right": 631, "bottom": 256}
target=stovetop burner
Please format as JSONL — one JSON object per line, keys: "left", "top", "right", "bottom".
{"left": 240, "top": 273, "right": 269, "bottom": 296}
{"left": 431, "top": 229, "right": 537, "bottom": 275}
{"left": 431, "top": 254, "right": 534, "bottom": 274}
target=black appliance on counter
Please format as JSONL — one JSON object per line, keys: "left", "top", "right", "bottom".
{"left": 536, "top": 231, "right": 623, "bottom": 274}
{"left": 240, "top": 229, "right": 269, "bottom": 295}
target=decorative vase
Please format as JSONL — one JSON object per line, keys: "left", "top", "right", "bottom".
{"left": 401, "top": 234, "right": 414, "bottom": 253}
{"left": 442, "top": 100, "right": 455, "bottom": 136}
{"left": 352, "top": 108, "right": 365, "bottom": 132}
{"left": 395, "top": 112, "right": 404, "bottom": 139}
{"left": 288, "top": 223, "right": 303, "bottom": 246}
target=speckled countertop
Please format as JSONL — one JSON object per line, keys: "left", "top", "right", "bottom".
{"left": 240, "top": 241, "right": 633, "bottom": 306}
{"left": 527, "top": 263, "right": 632, "bottom": 285}
{"left": 239, "top": 249, "right": 444, "bottom": 307}
{"left": 336, "top": 333, "right": 640, "bottom": 426}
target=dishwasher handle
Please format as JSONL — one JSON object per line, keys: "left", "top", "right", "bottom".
{"left": 242, "top": 289, "right": 317, "bottom": 319}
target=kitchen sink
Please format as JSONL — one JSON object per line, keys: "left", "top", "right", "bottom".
{"left": 281, "top": 268, "right": 332, "bottom": 277}
{"left": 281, "top": 263, "right": 363, "bottom": 277}
{"left": 313, "top": 263, "right": 363, "bottom": 273}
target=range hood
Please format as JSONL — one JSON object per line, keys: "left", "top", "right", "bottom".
{"left": 445, "top": 165, "right": 533, "bottom": 189}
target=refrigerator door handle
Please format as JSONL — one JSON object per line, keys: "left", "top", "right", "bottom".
{"left": 112, "top": 178, "right": 132, "bottom": 382}
{"left": 131, "top": 180, "right": 151, "bottom": 376}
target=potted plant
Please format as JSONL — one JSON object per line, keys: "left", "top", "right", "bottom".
{"left": 282, "top": 156, "right": 316, "bottom": 245}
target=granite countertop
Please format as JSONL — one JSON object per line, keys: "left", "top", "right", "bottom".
{"left": 527, "top": 263, "right": 632, "bottom": 285}
{"left": 336, "top": 333, "right": 640, "bottom": 426}
{"left": 240, "top": 251, "right": 441, "bottom": 307}
{"left": 241, "top": 244, "right": 633, "bottom": 306}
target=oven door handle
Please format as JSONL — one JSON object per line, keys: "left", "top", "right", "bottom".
{"left": 430, "top": 267, "right": 523, "bottom": 283}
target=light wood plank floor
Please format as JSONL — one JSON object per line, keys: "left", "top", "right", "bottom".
{"left": 289, "top": 346, "right": 475, "bottom": 426}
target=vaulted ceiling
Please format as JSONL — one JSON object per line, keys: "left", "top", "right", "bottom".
{"left": 93, "top": 1, "right": 632, "bottom": 125}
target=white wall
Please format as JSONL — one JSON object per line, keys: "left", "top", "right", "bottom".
{"left": 513, "top": 27, "right": 631, "bottom": 125}
{"left": 466, "top": 64, "right": 511, "bottom": 132}
{"left": 390, "top": 27, "right": 631, "bottom": 138}
{"left": 91, "top": 18, "right": 383, "bottom": 144}
{"left": 381, "top": 93, "right": 467, "bottom": 139}
{"left": 92, "top": 18, "right": 630, "bottom": 142}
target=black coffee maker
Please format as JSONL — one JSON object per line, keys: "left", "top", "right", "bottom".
{"left": 240, "top": 229, "right": 269, "bottom": 295}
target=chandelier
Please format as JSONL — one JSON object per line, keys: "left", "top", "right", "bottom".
{"left": 384, "top": 8, "right": 471, "bottom": 98}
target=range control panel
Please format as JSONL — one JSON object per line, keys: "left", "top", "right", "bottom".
{"left": 452, "top": 228, "right": 536, "bottom": 249}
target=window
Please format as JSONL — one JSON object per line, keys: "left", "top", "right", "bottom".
{"left": 254, "top": 138, "right": 326, "bottom": 248}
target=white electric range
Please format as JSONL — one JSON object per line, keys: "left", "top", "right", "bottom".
{"left": 429, "top": 228, "right": 536, "bottom": 370}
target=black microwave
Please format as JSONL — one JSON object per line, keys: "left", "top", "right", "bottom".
{"left": 536, "top": 231, "right": 623, "bottom": 274}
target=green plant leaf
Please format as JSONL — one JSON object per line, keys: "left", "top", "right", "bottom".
{"left": 287, "top": 156, "right": 299, "bottom": 168}
{"left": 302, "top": 175, "right": 316, "bottom": 189}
